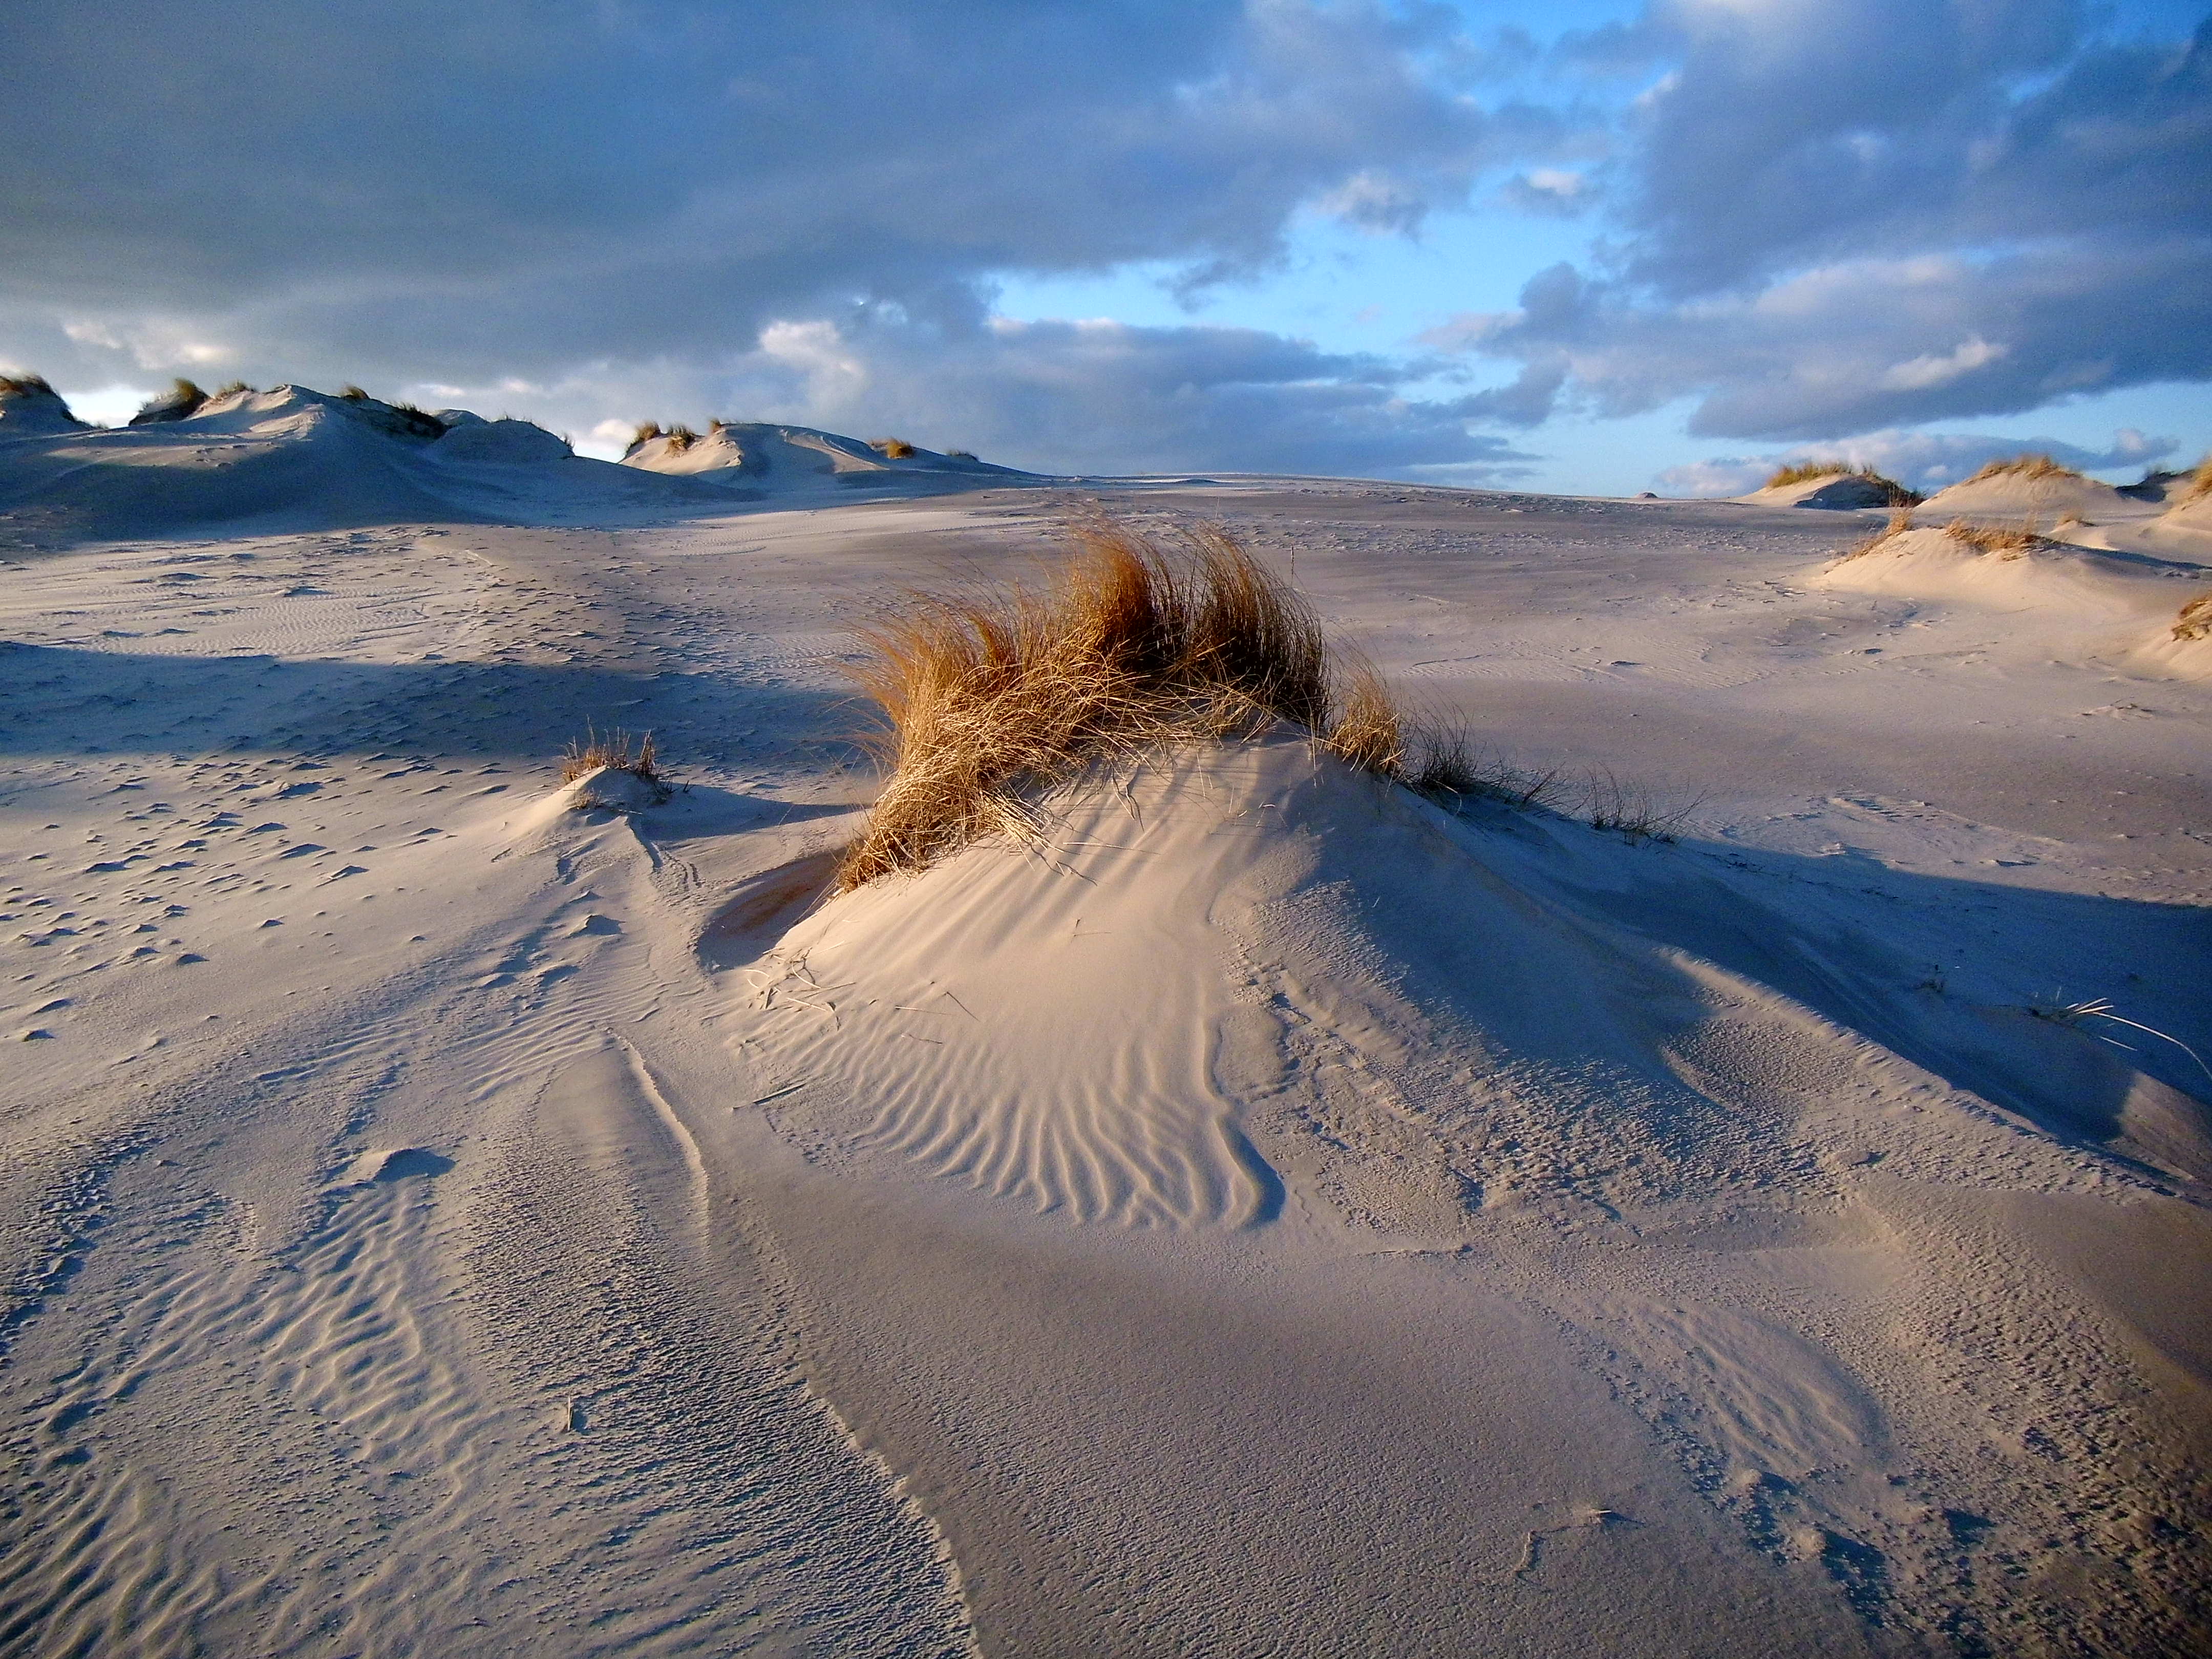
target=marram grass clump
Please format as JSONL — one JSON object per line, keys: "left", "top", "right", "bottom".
{"left": 1964, "top": 453, "right": 2081, "bottom": 484}
{"left": 837, "top": 519, "right": 1418, "bottom": 891}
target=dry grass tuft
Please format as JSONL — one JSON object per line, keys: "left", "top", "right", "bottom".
{"left": 2174, "top": 593, "right": 2212, "bottom": 642}
{"left": 212, "top": 380, "right": 252, "bottom": 398}
{"left": 1764, "top": 459, "right": 1853, "bottom": 489}
{"left": 631, "top": 420, "right": 663, "bottom": 449}
{"left": 836, "top": 518, "right": 1391, "bottom": 890}
{"left": 0, "top": 372, "right": 57, "bottom": 397}
{"left": 1838, "top": 505, "right": 1917, "bottom": 561}
{"left": 2185, "top": 457, "right": 2212, "bottom": 504}
{"left": 947, "top": 449, "right": 978, "bottom": 461}
{"left": 665, "top": 423, "right": 699, "bottom": 452}
{"left": 1964, "top": 453, "right": 2081, "bottom": 484}
{"left": 872, "top": 437, "right": 918, "bottom": 459}
{"left": 562, "top": 726, "right": 662, "bottom": 784}
{"left": 1325, "top": 657, "right": 1405, "bottom": 776}
{"left": 131, "top": 378, "right": 208, "bottom": 423}
{"left": 1944, "top": 519, "right": 2044, "bottom": 558}
{"left": 340, "top": 384, "right": 370, "bottom": 401}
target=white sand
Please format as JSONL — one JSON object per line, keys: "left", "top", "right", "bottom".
{"left": 3, "top": 405, "right": 2209, "bottom": 1654}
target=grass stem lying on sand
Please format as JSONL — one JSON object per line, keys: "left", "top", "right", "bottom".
{"left": 2030, "top": 996, "right": 2212, "bottom": 1091}
{"left": 2173, "top": 593, "right": 2212, "bottom": 642}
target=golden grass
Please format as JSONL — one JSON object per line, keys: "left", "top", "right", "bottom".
{"left": 562, "top": 726, "right": 661, "bottom": 784}
{"left": 1837, "top": 505, "right": 1917, "bottom": 562}
{"left": 0, "top": 372, "right": 56, "bottom": 397}
{"left": 1763, "top": 461, "right": 1919, "bottom": 504}
{"left": 665, "top": 423, "right": 699, "bottom": 451}
{"left": 1764, "top": 460, "right": 1854, "bottom": 489}
{"left": 2174, "top": 593, "right": 2212, "bottom": 642}
{"left": 872, "top": 437, "right": 918, "bottom": 458}
{"left": 2185, "top": 457, "right": 2212, "bottom": 503}
{"left": 630, "top": 421, "right": 663, "bottom": 449}
{"left": 340, "top": 384, "right": 370, "bottom": 401}
{"left": 1944, "top": 519, "right": 2043, "bottom": 558}
{"left": 213, "top": 380, "right": 251, "bottom": 397}
{"left": 1963, "top": 453, "right": 2081, "bottom": 484}
{"left": 835, "top": 518, "right": 1421, "bottom": 891}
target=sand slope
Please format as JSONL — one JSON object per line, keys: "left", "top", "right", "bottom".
{"left": 737, "top": 735, "right": 2212, "bottom": 1651}
{"left": 1918, "top": 469, "right": 2134, "bottom": 525}
{"left": 1816, "top": 526, "right": 2212, "bottom": 677}
{"left": 2, "top": 480, "right": 2207, "bottom": 1655}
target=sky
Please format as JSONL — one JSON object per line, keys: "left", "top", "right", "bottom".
{"left": 4, "top": 0, "right": 2207, "bottom": 495}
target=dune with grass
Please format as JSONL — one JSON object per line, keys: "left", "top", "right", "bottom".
{"left": 1736, "top": 462, "right": 1918, "bottom": 509}
{"left": 2, "top": 414, "right": 2208, "bottom": 1657}
{"left": 622, "top": 417, "right": 1023, "bottom": 487}
{"left": 1914, "top": 454, "right": 2135, "bottom": 526}
{"left": 1815, "top": 509, "right": 2212, "bottom": 675}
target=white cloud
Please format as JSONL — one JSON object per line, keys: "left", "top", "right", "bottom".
{"left": 1877, "top": 335, "right": 2008, "bottom": 391}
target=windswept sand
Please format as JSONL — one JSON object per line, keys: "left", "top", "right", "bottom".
{"left": 2, "top": 416, "right": 2209, "bottom": 1655}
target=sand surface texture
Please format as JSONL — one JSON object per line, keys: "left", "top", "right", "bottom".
{"left": 3, "top": 415, "right": 2209, "bottom": 1655}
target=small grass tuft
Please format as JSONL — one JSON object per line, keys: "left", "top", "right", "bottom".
{"left": 1582, "top": 768, "right": 1703, "bottom": 842}
{"left": 947, "top": 449, "right": 977, "bottom": 461}
{"left": 872, "top": 438, "right": 918, "bottom": 459}
{"left": 1963, "top": 453, "right": 2082, "bottom": 484}
{"left": 1838, "top": 505, "right": 1916, "bottom": 561}
{"left": 2184, "top": 456, "right": 2212, "bottom": 504}
{"left": 563, "top": 726, "right": 662, "bottom": 785}
{"left": 2173, "top": 592, "right": 2212, "bottom": 642}
{"left": 629, "top": 421, "right": 663, "bottom": 451}
{"left": 1944, "top": 519, "right": 2043, "bottom": 558}
{"left": 339, "top": 384, "right": 370, "bottom": 401}
{"left": 1324, "top": 657, "right": 1405, "bottom": 776}
{"left": 0, "top": 372, "right": 57, "bottom": 397}
{"left": 212, "top": 379, "right": 252, "bottom": 398}
{"left": 664, "top": 423, "right": 699, "bottom": 452}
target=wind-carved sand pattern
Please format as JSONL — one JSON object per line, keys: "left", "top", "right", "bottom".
{"left": 747, "top": 755, "right": 1287, "bottom": 1229}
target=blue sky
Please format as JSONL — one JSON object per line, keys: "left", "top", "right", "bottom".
{"left": 6, "top": 2, "right": 2207, "bottom": 494}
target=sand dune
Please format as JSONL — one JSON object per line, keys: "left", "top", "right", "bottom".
{"left": 0, "top": 384, "right": 1034, "bottom": 552}
{"left": 1, "top": 439, "right": 2207, "bottom": 1653}
{"left": 1735, "top": 471, "right": 1904, "bottom": 509}
{"left": 1917, "top": 465, "right": 2133, "bottom": 525}
{"left": 1817, "top": 524, "right": 2212, "bottom": 676}
{"left": 623, "top": 420, "right": 1024, "bottom": 487}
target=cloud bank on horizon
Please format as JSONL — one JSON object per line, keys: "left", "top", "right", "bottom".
{"left": 3, "top": 0, "right": 2205, "bottom": 490}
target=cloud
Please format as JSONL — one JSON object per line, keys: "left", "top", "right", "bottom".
{"left": 475, "top": 305, "right": 1537, "bottom": 480}
{"left": 1655, "top": 426, "right": 2182, "bottom": 497}
{"left": 1434, "top": 3, "right": 2212, "bottom": 441}
{"left": 0, "top": 3, "right": 1533, "bottom": 383}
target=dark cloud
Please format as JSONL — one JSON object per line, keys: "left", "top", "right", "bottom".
{"left": 537, "top": 305, "right": 1537, "bottom": 479}
{"left": 0, "top": 2, "right": 1522, "bottom": 381}
{"left": 1433, "top": 3, "right": 2212, "bottom": 441}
